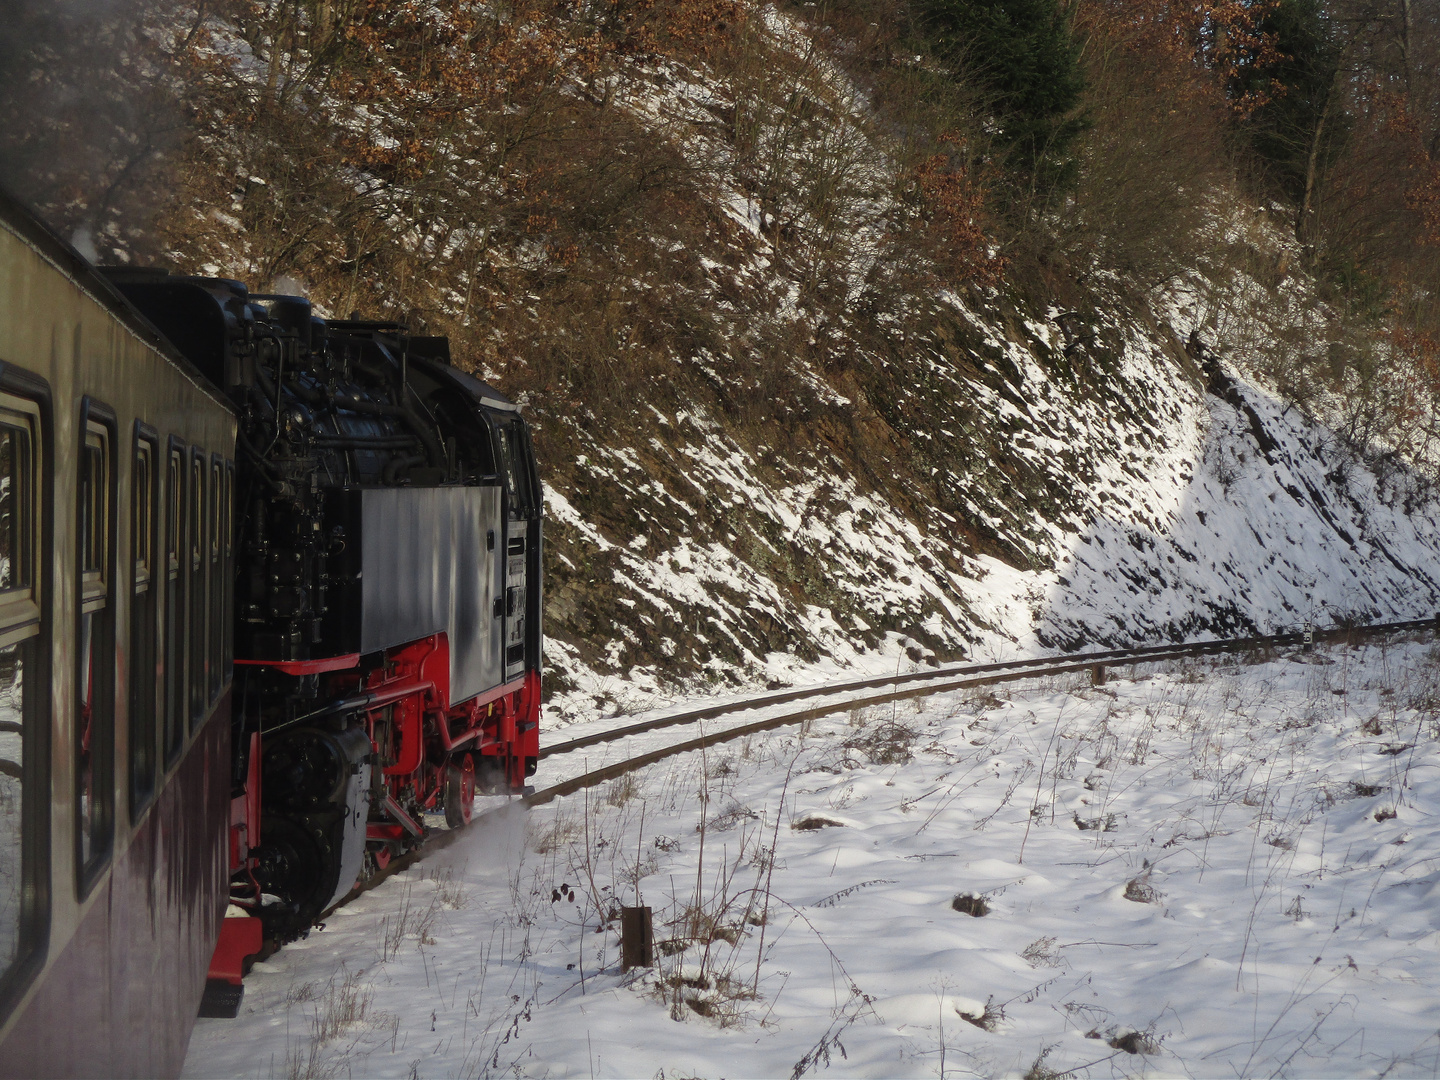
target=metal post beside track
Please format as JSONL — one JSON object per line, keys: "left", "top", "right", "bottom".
{"left": 621, "top": 906, "right": 654, "bottom": 970}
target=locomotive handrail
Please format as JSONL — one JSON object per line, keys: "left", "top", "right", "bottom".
{"left": 262, "top": 676, "right": 436, "bottom": 736}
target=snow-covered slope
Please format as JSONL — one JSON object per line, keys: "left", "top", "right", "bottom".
{"left": 541, "top": 283, "right": 1440, "bottom": 722}
{"left": 1041, "top": 357, "right": 1440, "bottom": 649}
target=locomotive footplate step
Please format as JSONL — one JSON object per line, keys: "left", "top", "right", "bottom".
{"left": 198, "top": 978, "right": 245, "bottom": 1019}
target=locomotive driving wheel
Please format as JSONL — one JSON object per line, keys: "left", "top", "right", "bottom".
{"left": 253, "top": 818, "right": 328, "bottom": 936}
{"left": 444, "top": 754, "right": 476, "bottom": 829}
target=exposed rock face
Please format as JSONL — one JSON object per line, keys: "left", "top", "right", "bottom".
{"left": 538, "top": 278, "right": 1440, "bottom": 722}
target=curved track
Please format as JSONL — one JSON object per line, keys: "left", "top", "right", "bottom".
{"left": 525, "top": 617, "right": 1437, "bottom": 806}
{"left": 327, "top": 615, "right": 1437, "bottom": 909}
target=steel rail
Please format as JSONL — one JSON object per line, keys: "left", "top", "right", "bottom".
{"left": 523, "top": 618, "right": 1437, "bottom": 806}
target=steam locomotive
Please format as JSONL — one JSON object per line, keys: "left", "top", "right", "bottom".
{"left": 0, "top": 187, "right": 541, "bottom": 1075}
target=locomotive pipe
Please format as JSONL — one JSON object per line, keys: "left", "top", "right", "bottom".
{"left": 266, "top": 677, "right": 437, "bottom": 735}
{"left": 286, "top": 380, "right": 446, "bottom": 470}
{"left": 350, "top": 337, "right": 447, "bottom": 469}
{"left": 310, "top": 434, "right": 421, "bottom": 450}
{"left": 235, "top": 429, "right": 287, "bottom": 490}
{"left": 431, "top": 710, "right": 481, "bottom": 753}
{"left": 250, "top": 330, "right": 447, "bottom": 472}
{"left": 402, "top": 407, "right": 445, "bottom": 469}
{"left": 249, "top": 372, "right": 280, "bottom": 421}
{"left": 337, "top": 393, "right": 445, "bottom": 469}
{"left": 382, "top": 453, "right": 427, "bottom": 485}
{"left": 255, "top": 330, "right": 286, "bottom": 454}
{"left": 330, "top": 393, "right": 406, "bottom": 416}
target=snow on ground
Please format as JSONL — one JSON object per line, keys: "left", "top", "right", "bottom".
{"left": 185, "top": 633, "right": 1440, "bottom": 1079}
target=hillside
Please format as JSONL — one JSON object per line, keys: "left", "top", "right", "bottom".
{"left": 6, "top": 0, "right": 1440, "bottom": 720}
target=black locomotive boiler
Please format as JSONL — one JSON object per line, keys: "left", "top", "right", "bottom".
{"left": 0, "top": 186, "right": 542, "bottom": 1076}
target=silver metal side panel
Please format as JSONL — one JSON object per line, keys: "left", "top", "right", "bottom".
{"left": 359, "top": 486, "right": 503, "bottom": 702}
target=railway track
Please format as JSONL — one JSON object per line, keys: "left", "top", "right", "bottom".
{"left": 525, "top": 616, "right": 1438, "bottom": 805}
{"left": 329, "top": 615, "right": 1437, "bottom": 909}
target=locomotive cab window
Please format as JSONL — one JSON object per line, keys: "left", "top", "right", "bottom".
{"left": 76, "top": 416, "right": 115, "bottom": 893}
{"left": 0, "top": 395, "right": 43, "bottom": 997}
{"left": 495, "top": 420, "right": 534, "bottom": 518}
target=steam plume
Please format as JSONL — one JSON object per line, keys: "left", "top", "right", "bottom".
{"left": 0, "top": 0, "right": 183, "bottom": 260}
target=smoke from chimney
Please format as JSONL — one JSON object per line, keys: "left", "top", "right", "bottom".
{"left": 0, "top": 0, "right": 184, "bottom": 261}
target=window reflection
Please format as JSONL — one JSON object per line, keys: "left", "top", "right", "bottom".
{"left": 0, "top": 402, "right": 39, "bottom": 993}
{"left": 164, "top": 448, "right": 183, "bottom": 763}
{"left": 0, "top": 430, "right": 13, "bottom": 592}
{"left": 130, "top": 441, "right": 157, "bottom": 814}
{"left": 77, "top": 425, "right": 111, "bottom": 883}
{"left": 0, "top": 426, "right": 30, "bottom": 594}
{"left": 0, "top": 638, "right": 25, "bottom": 976}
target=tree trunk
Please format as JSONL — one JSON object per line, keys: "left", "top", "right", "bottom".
{"left": 1399, "top": 0, "right": 1414, "bottom": 92}
{"left": 264, "top": 3, "right": 295, "bottom": 109}
{"left": 1297, "top": 53, "right": 1347, "bottom": 253}
{"left": 1297, "top": 99, "right": 1330, "bottom": 249}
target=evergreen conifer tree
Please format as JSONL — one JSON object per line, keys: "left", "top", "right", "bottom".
{"left": 1234, "top": 0, "right": 1345, "bottom": 207}
{"left": 918, "top": 0, "right": 1087, "bottom": 192}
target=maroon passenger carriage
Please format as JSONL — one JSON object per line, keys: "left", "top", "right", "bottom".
{"left": 0, "top": 188, "right": 542, "bottom": 1076}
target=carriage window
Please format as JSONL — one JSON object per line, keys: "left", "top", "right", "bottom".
{"left": 129, "top": 436, "right": 158, "bottom": 817}
{"left": 76, "top": 420, "right": 114, "bottom": 891}
{"left": 188, "top": 453, "right": 206, "bottom": 727}
{"left": 0, "top": 401, "right": 40, "bottom": 989}
{"left": 208, "top": 458, "right": 222, "bottom": 701}
{"left": 0, "top": 640, "right": 29, "bottom": 980}
{"left": 222, "top": 462, "right": 233, "bottom": 674}
{"left": 163, "top": 444, "right": 184, "bottom": 765}
{"left": 79, "top": 442, "right": 105, "bottom": 582}
{"left": 0, "top": 428, "right": 30, "bottom": 597}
